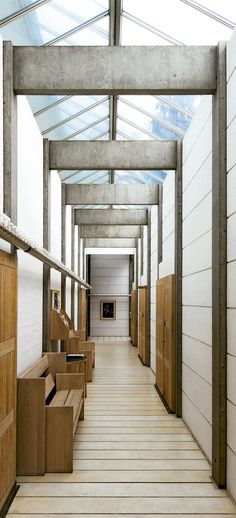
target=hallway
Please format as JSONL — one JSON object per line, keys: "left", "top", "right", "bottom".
{"left": 9, "top": 339, "right": 236, "bottom": 516}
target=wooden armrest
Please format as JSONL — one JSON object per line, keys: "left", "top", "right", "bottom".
{"left": 56, "top": 373, "right": 85, "bottom": 391}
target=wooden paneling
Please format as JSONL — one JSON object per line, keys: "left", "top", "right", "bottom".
{"left": 138, "top": 286, "right": 149, "bottom": 365}
{"left": 156, "top": 275, "right": 176, "bottom": 412}
{"left": 0, "top": 249, "right": 17, "bottom": 513}
{"left": 79, "top": 288, "right": 87, "bottom": 341}
{"left": 131, "top": 289, "right": 137, "bottom": 347}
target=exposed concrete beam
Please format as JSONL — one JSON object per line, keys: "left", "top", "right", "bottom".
{"left": 75, "top": 209, "right": 148, "bottom": 226}
{"left": 13, "top": 46, "right": 217, "bottom": 95}
{"left": 81, "top": 225, "right": 142, "bottom": 239}
{"left": 85, "top": 238, "right": 136, "bottom": 248}
{"left": 49, "top": 141, "right": 176, "bottom": 171}
{"left": 66, "top": 185, "right": 159, "bottom": 206}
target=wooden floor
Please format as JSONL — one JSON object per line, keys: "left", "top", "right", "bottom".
{"left": 9, "top": 339, "right": 236, "bottom": 517}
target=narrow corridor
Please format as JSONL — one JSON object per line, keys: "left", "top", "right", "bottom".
{"left": 9, "top": 339, "right": 236, "bottom": 516}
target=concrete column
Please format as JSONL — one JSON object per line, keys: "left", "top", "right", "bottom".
{"left": 71, "top": 209, "right": 75, "bottom": 325}
{"left": 61, "top": 184, "right": 66, "bottom": 310}
{"left": 3, "top": 41, "right": 17, "bottom": 224}
{"left": 212, "top": 42, "right": 227, "bottom": 489}
{"left": 175, "top": 141, "right": 183, "bottom": 418}
{"left": 42, "top": 139, "right": 51, "bottom": 352}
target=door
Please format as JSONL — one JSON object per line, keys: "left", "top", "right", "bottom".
{"left": 156, "top": 275, "right": 176, "bottom": 412}
{"left": 131, "top": 289, "right": 137, "bottom": 347}
{"left": 138, "top": 286, "right": 149, "bottom": 365}
{"left": 0, "top": 250, "right": 17, "bottom": 513}
{"left": 79, "top": 288, "right": 87, "bottom": 341}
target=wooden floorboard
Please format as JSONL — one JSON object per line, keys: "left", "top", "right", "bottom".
{"left": 9, "top": 339, "right": 236, "bottom": 516}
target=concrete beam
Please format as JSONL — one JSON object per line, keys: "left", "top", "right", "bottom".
{"left": 66, "top": 185, "right": 159, "bottom": 206}
{"left": 85, "top": 238, "right": 136, "bottom": 248}
{"left": 13, "top": 46, "right": 217, "bottom": 95}
{"left": 49, "top": 140, "right": 177, "bottom": 171}
{"left": 75, "top": 209, "right": 148, "bottom": 226}
{"left": 81, "top": 225, "right": 142, "bottom": 239}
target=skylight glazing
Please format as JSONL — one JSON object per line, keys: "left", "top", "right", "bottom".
{"left": 0, "top": 0, "right": 235, "bottom": 187}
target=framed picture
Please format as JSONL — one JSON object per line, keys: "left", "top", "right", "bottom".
{"left": 100, "top": 300, "right": 116, "bottom": 320}
{"left": 51, "top": 289, "right": 61, "bottom": 310}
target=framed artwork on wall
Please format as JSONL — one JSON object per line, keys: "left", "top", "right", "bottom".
{"left": 100, "top": 300, "right": 116, "bottom": 320}
{"left": 51, "top": 289, "right": 61, "bottom": 310}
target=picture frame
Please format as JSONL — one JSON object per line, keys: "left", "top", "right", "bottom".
{"left": 100, "top": 300, "right": 116, "bottom": 320}
{"left": 51, "top": 289, "right": 61, "bottom": 310}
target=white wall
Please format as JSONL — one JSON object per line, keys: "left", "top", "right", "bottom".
{"left": 150, "top": 205, "right": 158, "bottom": 373}
{"left": 17, "top": 97, "right": 43, "bottom": 375}
{"left": 159, "top": 174, "right": 175, "bottom": 278}
{"left": 182, "top": 96, "right": 213, "bottom": 461}
{"left": 50, "top": 171, "right": 61, "bottom": 293}
{"left": 0, "top": 37, "right": 3, "bottom": 213}
{"left": 65, "top": 204, "right": 72, "bottom": 317}
{"left": 226, "top": 29, "right": 236, "bottom": 501}
{"left": 74, "top": 225, "right": 79, "bottom": 329}
{"left": 90, "top": 254, "right": 130, "bottom": 337}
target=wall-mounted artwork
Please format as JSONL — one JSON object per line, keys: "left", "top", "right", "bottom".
{"left": 100, "top": 301, "right": 116, "bottom": 320}
{"left": 51, "top": 289, "right": 61, "bottom": 310}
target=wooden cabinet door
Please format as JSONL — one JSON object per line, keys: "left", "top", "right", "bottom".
{"left": 0, "top": 250, "right": 17, "bottom": 513}
{"left": 138, "top": 287, "right": 148, "bottom": 365}
{"left": 156, "top": 275, "right": 176, "bottom": 412}
{"left": 79, "top": 288, "right": 87, "bottom": 341}
{"left": 131, "top": 290, "right": 137, "bottom": 347}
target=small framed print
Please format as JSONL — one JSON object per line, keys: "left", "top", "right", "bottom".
{"left": 100, "top": 300, "right": 116, "bottom": 320}
{"left": 51, "top": 289, "right": 61, "bottom": 310}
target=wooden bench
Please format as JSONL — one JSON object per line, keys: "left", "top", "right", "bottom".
{"left": 17, "top": 353, "right": 84, "bottom": 476}
{"left": 66, "top": 339, "right": 95, "bottom": 382}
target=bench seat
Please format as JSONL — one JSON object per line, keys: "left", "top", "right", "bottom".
{"left": 17, "top": 354, "right": 85, "bottom": 476}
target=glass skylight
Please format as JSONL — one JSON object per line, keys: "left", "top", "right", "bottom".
{"left": 0, "top": 0, "right": 235, "bottom": 186}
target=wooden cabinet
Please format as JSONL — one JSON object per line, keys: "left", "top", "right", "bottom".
{"left": 50, "top": 308, "right": 71, "bottom": 340}
{"left": 79, "top": 288, "right": 87, "bottom": 341}
{"left": 130, "top": 289, "right": 138, "bottom": 347}
{"left": 138, "top": 286, "right": 149, "bottom": 365}
{"left": 156, "top": 274, "right": 176, "bottom": 413}
{"left": 0, "top": 250, "right": 17, "bottom": 514}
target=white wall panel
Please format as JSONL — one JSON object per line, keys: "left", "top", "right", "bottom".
{"left": 17, "top": 97, "right": 43, "bottom": 375}
{"left": 183, "top": 230, "right": 212, "bottom": 277}
{"left": 50, "top": 171, "right": 61, "bottom": 292}
{"left": 182, "top": 95, "right": 212, "bottom": 461}
{"left": 0, "top": 38, "right": 3, "bottom": 213}
{"left": 150, "top": 205, "right": 158, "bottom": 373}
{"left": 182, "top": 269, "right": 212, "bottom": 307}
{"left": 183, "top": 306, "right": 212, "bottom": 346}
{"left": 182, "top": 335, "right": 212, "bottom": 385}
{"left": 182, "top": 392, "right": 212, "bottom": 461}
{"left": 90, "top": 254, "right": 129, "bottom": 337}
{"left": 227, "top": 29, "right": 236, "bottom": 501}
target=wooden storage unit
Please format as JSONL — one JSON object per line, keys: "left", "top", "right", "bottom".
{"left": 131, "top": 289, "right": 138, "bottom": 347}
{"left": 138, "top": 286, "right": 149, "bottom": 365}
{"left": 0, "top": 250, "right": 17, "bottom": 514}
{"left": 50, "top": 308, "right": 71, "bottom": 340}
{"left": 156, "top": 274, "right": 176, "bottom": 413}
{"left": 79, "top": 288, "right": 87, "bottom": 341}
{"left": 17, "top": 353, "right": 85, "bottom": 475}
